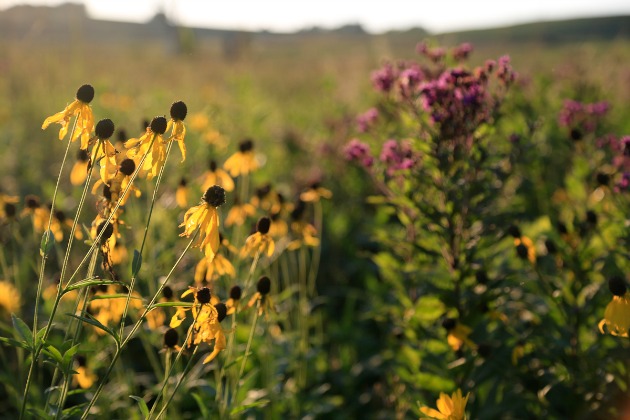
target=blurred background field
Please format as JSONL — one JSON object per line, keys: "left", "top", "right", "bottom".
{"left": 1, "top": 3, "right": 630, "bottom": 419}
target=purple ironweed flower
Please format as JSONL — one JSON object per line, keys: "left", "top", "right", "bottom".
{"left": 398, "top": 65, "right": 424, "bottom": 98}
{"left": 343, "top": 138, "right": 374, "bottom": 168}
{"left": 371, "top": 63, "right": 397, "bottom": 93}
{"left": 452, "top": 43, "right": 473, "bottom": 61}
{"left": 586, "top": 101, "right": 610, "bottom": 116}
{"left": 416, "top": 42, "right": 445, "bottom": 62}
{"left": 496, "top": 55, "right": 516, "bottom": 85}
{"left": 380, "top": 139, "right": 418, "bottom": 175}
{"left": 356, "top": 107, "right": 379, "bottom": 133}
{"left": 558, "top": 99, "right": 609, "bottom": 134}
{"left": 616, "top": 172, "right": 630, "bottom": 192}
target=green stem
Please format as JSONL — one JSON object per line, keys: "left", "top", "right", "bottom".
{"left": 306, "top": 200, "right": 323, "bottom": 296}
{"left": 148, "top": 311, "right": 199, "bottom": 420}
{"left": 80, "top": 234, "right": 197, "bottom": 418}
{"left": 53, "top": 250, "right": 99, "bottom": 419}
{"left": 154, "top": 346, "right": 199, "bottom": 420}
{"left": 118, "top": 138, "right": 173, "bottom": 338}
{"left": 20, "top": 116, "right": 80, "bottom": 420}
{"left": 234, "top": 300, "right": 260, "bottom": 404}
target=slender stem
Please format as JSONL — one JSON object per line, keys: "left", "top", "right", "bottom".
{"left": 148, "top": 306, "right": 201, "bottom": 419}
{"left": 32, "top": 117, "right": 78, "bottom": 336}
{"left": 64, "top": 136, "right": 157, "bottom": 290}
{"left": 20, "top": 117, "right": 79, "bottom": 420}
{"left": 154, "top": 347, "right": 199, "bottom": 420}
{"left": 53, "top": 249, "right": 99, "bottom": 419}
{"left": 306, "top": 200, "right": 323, "bottom": 296}
{"left": 235, "top": 300, "right": 260, "bottom": 402}
{"left": 119, "top": 139, "right": 173, "bottom": 338}
{"left": 80, "top": 234, "right": 197, "bottom": 418}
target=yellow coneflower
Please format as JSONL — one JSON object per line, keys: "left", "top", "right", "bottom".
{"left": 125, "top": 116, "right": 168, "bottom": 179}
{"left": 223, "top": 139, "right": 259, "bottom": 177}
{"left": 0, "top": 194, "right": 19, "bottom": 223}
{"left": 166, "top": 101, "right": 188, "bottom": 162}
{"left": 92, "top": 155, "right": 141, "bottom": 210}
{"left": 42, "top": 84, "right": 95, "bottom": 149}
{"left": 89, "top": 284, "right": 142, "bottom": 336}
{"left": 175, "top": 178, "right": 189, "bottom": 209}
{"left": 0, "top": 280, "right": 20, "bottom": 316}
{"left": 269, "top": 212, "right": 289, "bottom": 239}
{"left": 89, "top": 119, "right": 119, "bottom": 186}
{"left": 514, "top": 236, "right": 536, "bottom": 265}
{"left": 247, "top": 276, "right": 274, "bottom": 316}
{"left": 299, "top": 181, "right": 332, "bottom": 203}
{"left": 194, "top": 246, "right": 236, "bottom": 284}
{"left": 442, "top": 318, "right": 476, "bottom": 352}
{"left": 599, "top": 276, "right": 630, "bottom": 338}
{"left": 241, "top": 217, "right": 275, "bottom": 258}
{"left": 180, "top": 186, "right": 226, "bottom": 260}
{"left": 22, "top": 195, "right": 49, "bottom": 234}
{"left": 250, "top": 184, "right": 278, "bottom": 213}
{"left": 71, "top": 148, "right": 91, "bottom": 186}
{"left": 287, "top": 200, "right": 319, "bottom": 250}
{"left": 110, "top": 242, "right": 128, "bottom": 266}
{"left": 420, "top": 389, "right": 470, "bottom": 420}
{"left": 51, "top": 209, "right": 83, "bottom": 242}
{"left": 288, "top": 222, "right": 319, "bottom": 251}
{"left": 90, "top": 217, "right": 118, "bottom": 268}
{"left": 169, "top": 287, "right": 227, "bottom": 364}
{"left": 72, "top": 356, "right": 97, "bottom": 389}
{"left": 226, "top": 285, "right": 242, "bottom": 315}
{"left": 200, "top": 160, "right": 235, "bottom": 193}
{"left": 225, "top": 196, "right": 256, "bottom": 227}
{"left": 163, "top": 328, "right": 182, "bottom": 352}
{"left": 146, "top": 286, "right": 174, "bottom": 331}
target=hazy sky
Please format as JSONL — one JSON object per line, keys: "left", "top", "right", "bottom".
{"left": 2, "top": 0, "right": 630, "bottom": 33}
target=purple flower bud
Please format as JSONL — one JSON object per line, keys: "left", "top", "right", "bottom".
{"left": 343, "top": 139, "right": 374, "bottom": 168}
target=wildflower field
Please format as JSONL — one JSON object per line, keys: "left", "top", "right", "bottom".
{"left": 0, "top": 25, "right": 630, "bottom": 419}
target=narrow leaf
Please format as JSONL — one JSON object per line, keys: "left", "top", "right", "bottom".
{"left": 40, "top": 230, "right": 54, "bottom": 257}
{"left": 191, "top": 392, "right": 210, "bottom": 419}
{"left": 11, "top": 314, "right": 33, "bottom": 348}
{"left": 0, "top": 336, "right": 31, "bottom": 350}
{"left": 43, "top": 345, "right": 63, "bottom": 365}
{"left": 129, "top": 395, "right": 149, "bottom": 418}
{"left": 64, "top": 278, "right": 121, "bottom": 293}
{"left": 66, "top": 314, "right": 118, "bottom": 343}
{"left": 150, "top": 301, "right": 193, "bottom": 308}
{"left": 132, "top": 249, "right": 142, "bottom": 276}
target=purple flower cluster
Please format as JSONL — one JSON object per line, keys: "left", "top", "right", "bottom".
{"left": 558, "top": 99, "right": 610, "bottom": 134}
{"left": 343, "top": 138, "right": 374, "bottom": 168}
{"left": 356, "top": 107, "right": 379, "bottom": 133}
{"left": 379, "top": 139, "right": 419, "bottom": 175}
{"left": 371, "top": 63, "right": 397, "bottom": 93}
{"left": 417, "top": 67, "right": 496, "bottom": 139}
{"left": 596, "top": 134, "right": 630, "bottom": 191}
{"left": 452, "top": 43, "right": 473, "bottom": 61}
{"left": 416, "top": 42, "right": 446, "bottom": 63}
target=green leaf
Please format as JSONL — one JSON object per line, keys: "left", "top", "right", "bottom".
{"left": 35, "top": 327, "right": 47, "bottom": 348}
{"left": 132, "top": 249, "right": 142, "bottom": 276}
{"left": 40, "top": 230, "right": 54, "bottom": 257}
{"left": 0, "top": 336, "right": 31, "bottom": 350}
{"left": 66, "top": 314, "right": 118, "bottom": 344}
{"left": 11, "top": 314, "right": 33, "bottom": 348}
{"left": 230, "top": 399, "right": 270, "bottom": 415}
{"left": 191, "top": 392, "right": 211, "bottom": 419}
{"left": 61, "top": 344, "right": 81, "bottom": 369}
{"left": 43, "top": 345, "right": 63, "bottom": 366}
{"left": 90, "top": 294, "right": 142, "bottom": 300}
{"left": 64, "top": 278, "right": 120, "bottom": 293}
{"left": 129, "top": 395, "right": 149, "bottom": 418}
{"left": 150, "top": 301, "right": 193, "bottom": 308}
{"left": 61, "top": 402, "right": 88, "bottom": 418}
